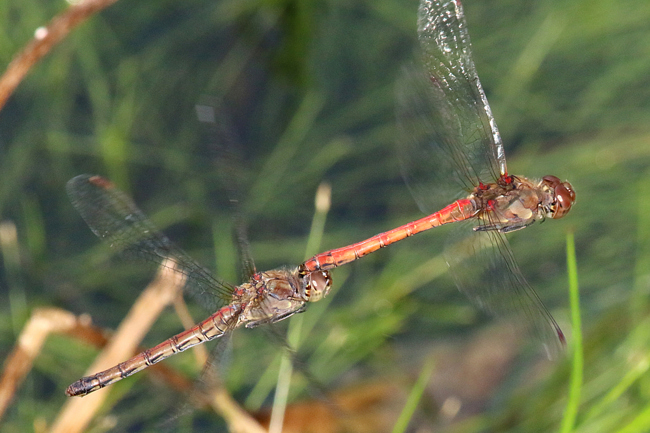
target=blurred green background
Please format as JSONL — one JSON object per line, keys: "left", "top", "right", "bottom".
{"left": 1, "top": 0, "right": 650, "bottom": 431}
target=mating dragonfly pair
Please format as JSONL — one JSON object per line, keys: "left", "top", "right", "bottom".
{"left": 66, "top": 0, "right": 575, "bottom": 397}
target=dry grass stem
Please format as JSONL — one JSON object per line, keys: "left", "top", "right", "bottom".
{"left": 0, "top": 308, "right": 78, "bottom": 421}
{"left": 48, "top": 259, "right": 184, "bottom": 433}
{"left": 0, "top": 0, "right": 119, "bottom": 112}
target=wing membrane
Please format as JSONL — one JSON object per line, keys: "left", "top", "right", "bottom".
{"left": 444, "top": 223, "right": 564, "bottom": 358}
{"left": 397, "top": 0, "right": 506, "bottom": 213}
{"left": 67, "top": 174, "right": 235, "bottom": 311}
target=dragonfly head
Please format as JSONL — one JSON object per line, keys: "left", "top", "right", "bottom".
{"left": 302, "top": 270, "right": 332, "bottom": 302}
{"left": 541, "top": 175, "right": 576, "bottom": 219}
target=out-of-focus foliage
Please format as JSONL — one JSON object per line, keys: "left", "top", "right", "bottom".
{"left": 0, "top": 0, "right": 649, "bottom": 431}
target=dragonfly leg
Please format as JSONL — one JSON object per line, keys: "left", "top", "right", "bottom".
{"left": 474, "top": 219, "right": 534, "bottom": 233}
{"left": 244, "top": 304, "right": 307, "bottom": 329}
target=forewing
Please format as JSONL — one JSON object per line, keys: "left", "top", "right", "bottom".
{"left": 397, "top": 0, "right": 505, "bottom": 213}
{"left": 444, "top": 222, "right": 564, "bottom": 358}
{"left": 67, "top": 174, "right": 235, "bottom": 310}
{"left": 196, "top": 100, "right": 257, "bottom": 281}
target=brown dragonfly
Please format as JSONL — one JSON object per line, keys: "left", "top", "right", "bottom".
{"left": 65, "top": 174, "right": 331, "bottom": 397}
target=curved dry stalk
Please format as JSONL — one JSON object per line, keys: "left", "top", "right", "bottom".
{"left": 49, "top": 259, "right": 184, "bottom": 433}
{"left": 0, "top": 0, "right": 119, "bottom": 112}
{"left": 0, "top": 308, "right": 79, "bottom": 421}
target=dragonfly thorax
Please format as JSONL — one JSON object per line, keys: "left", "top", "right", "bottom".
{"left": 241, "top": 268, "right": 332, "bottom": 326}
{"left": 238, "top": 269, "right": 309, "bottom": 327}
{"left": 471, "top": 176, "right": 564, "bottom": 233}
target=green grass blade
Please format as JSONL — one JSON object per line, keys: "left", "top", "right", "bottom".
{"left": 560, "top": 231, "right": 583, "bottom": 433}
{"left": 268, "top": 182, "right": 332, "bottom": 433}
{"left": 392, "top": 357, "right": 435, "bottom": 433}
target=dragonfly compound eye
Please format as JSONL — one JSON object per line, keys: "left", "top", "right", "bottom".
{"left": 304, "top": 271, "right": 332, "bottom": 302}
{"left": 542, "top": 176, "right": 576, "bottom": 219}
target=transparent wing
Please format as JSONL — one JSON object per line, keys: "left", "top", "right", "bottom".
{"left": 196, "top": 99, "right": 257, "bottom": 281}
{"left": 444, "top": 222, "right": 564, "bottom": 358}
{"left": 397, "top": 0, "right": 506, "bottom": 214}
{"left": 67, "top": 174, "right": 235, "bottom": 311}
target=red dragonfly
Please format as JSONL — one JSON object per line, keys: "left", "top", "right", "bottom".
{"left": 300, "top": 0, "right": 575, "bottom": 356}
{"left": 66, "top": 175, "right": 332, "bottom": 397}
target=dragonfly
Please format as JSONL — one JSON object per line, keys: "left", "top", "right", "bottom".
{"left": 299, "top": 0, "right": 575, "bottom": 356}
{"left": 65, "top": 174, "right": 332, "bottom": 397}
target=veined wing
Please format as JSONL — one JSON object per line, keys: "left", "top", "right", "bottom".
{"left": 444, "top": 223, "right": 565, "bottom": 358}
{"left": 397, "top": 0, "right": 506, "bottom": 214}
{"left": 67, "top": 175, "right": 236, "bottom": 311}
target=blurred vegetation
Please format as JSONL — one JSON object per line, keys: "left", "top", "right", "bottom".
{"left": 0, "top": 0, "right": 650, "bottom": 431}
